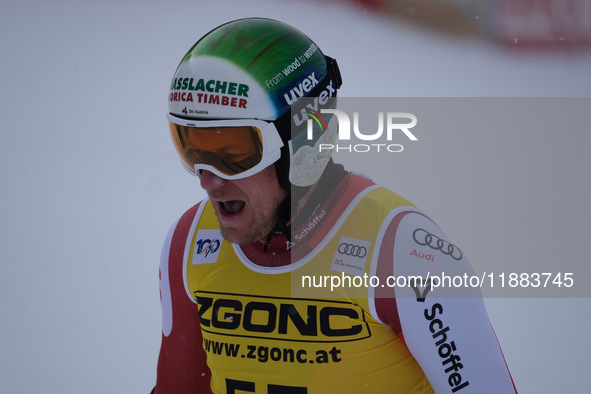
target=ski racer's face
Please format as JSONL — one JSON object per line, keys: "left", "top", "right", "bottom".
{"left": 199, "top": 165, "right": 287, "bottom": 244}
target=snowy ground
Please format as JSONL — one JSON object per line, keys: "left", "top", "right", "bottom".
{"left": 1, "top": 0, "right": 590, "bottom": 393}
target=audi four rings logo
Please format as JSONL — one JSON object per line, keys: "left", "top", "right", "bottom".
{"left": 338, "top": 243, "right": 367, "bottom": 258}
{"left": 412, "top": 228, "right": 463, "bottom": 260}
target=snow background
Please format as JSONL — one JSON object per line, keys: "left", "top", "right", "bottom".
{"left": 1, "top": 0, "right": 590, "bottom": 392}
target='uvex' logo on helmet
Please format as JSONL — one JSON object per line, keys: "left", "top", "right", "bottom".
{"left": 283, "top": 72, "right": 320, "bottom": 105}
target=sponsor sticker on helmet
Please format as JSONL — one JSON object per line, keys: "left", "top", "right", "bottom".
{"left": 169, "top": 58, "right": 274, "bottom": 119}
{"left": 331, "top": 236, "right": 372, "bottom": 276}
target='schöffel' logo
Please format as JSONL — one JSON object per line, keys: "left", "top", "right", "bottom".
{"left": 412, "top": 228, "right": 463, "bottom": 261}
{"left": 337, "top": 243, "right": 368, "bottom": 258}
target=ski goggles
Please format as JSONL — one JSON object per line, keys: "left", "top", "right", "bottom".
{"left": 167, "top": 113, "right": 284, "bottom": 179}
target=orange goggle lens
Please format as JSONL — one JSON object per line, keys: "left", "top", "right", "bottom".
{"left": 168, "top": 122, "right": 264, "bottom": 176}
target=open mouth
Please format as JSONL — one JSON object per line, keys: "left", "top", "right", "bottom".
{"left": 218, "top": 200, "right": 245, "bottom": 216}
